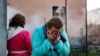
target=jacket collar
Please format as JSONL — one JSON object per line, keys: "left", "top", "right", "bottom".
{"left": 8, "top": 26, "right": 24, "bottom": 40}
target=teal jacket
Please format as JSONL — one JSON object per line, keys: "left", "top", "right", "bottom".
{"left": 31, "top": 25, "right": 70, "bottom": 56}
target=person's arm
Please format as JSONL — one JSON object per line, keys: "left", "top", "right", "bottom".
{"left": 32, "top": 28, "right": 52, "bottom": 56}
{"left": 54, "top": 29, "right": 70, "bottom": 56}
{"left": 24, "top": 30, "right": 32, "bottom": 55}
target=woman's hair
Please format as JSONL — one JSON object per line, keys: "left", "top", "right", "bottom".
{"left": 45, "top": 17, "right": 63, "bottom": 29}
{"left": 9, "top": 14, "right": 26, "bottom": 28}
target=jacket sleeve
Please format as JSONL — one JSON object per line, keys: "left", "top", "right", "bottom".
{"left": 54, "top": 29, "right": 70, "bottom": 56}
{"left": 24, "top": 30, "right": 32, "bottom": 55}
{"left": 31, "top": 28, "right": 51, "bottom": 56}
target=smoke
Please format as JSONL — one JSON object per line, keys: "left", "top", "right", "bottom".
{"left": 25, "top": 12, "right": 45, "bottom": 35}
{"left": 7, "top": 5, "right": 24, "bottom": 29}
{"left": 87, "top": 9, "right": 100, "bottom": 25}
{"left": 7, "top": 5, "right": 45, "bottom": 36}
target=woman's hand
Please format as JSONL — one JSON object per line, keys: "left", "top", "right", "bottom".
{"left": 47, "top": 31, "right": 60, "bottom": 43}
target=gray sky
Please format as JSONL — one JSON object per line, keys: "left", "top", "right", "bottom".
{"left": 87, "top": 0, "right": 100, "bottom": 11}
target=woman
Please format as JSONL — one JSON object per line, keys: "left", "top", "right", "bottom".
{"left": 7, "top": 14, "right": 32, "bottom": 56}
